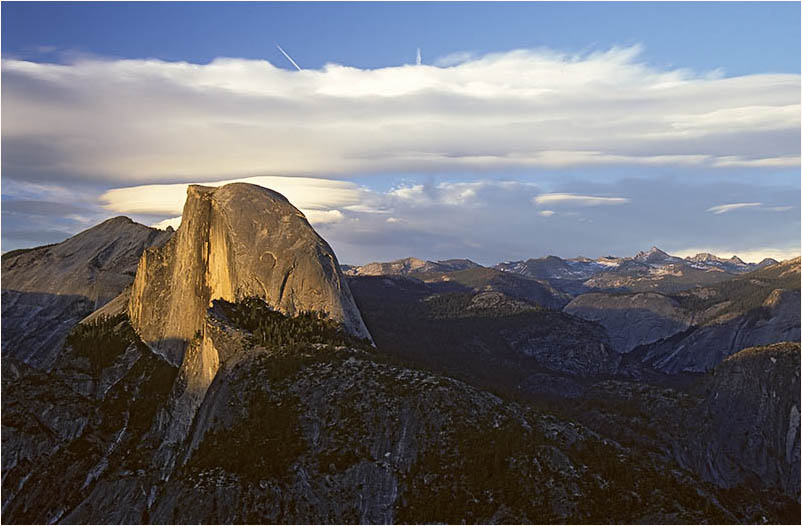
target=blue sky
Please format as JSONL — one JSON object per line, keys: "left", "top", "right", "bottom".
{"left": 2, "top": 2, "right": 800, "bottom": 264}
{"left": 4, "top": 2, "right": 800, "bottom": 74}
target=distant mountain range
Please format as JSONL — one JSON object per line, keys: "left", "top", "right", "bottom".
{"left": 344, "top": 247, "right": 781, "bottom": 296}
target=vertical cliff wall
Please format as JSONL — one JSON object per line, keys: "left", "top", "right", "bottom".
{"left": 128, "top": 183, "right": 371, "bottom": 365}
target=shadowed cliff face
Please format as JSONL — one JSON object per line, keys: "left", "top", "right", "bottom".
{"left": 635, "top": 289, "right": 801, "bottom": 374}
{"left": 1, "top": 217, "right": 173, "bottom": 369}
{"left": 562, "top": 343, "right": 800, "bottom": 513}
{"left": 128, "top": 183, "right": 371, "bottom": 366}
{"left": 702, "top": 343, "right": 800, "bottom": 496}
{"left": 565, "top": 258, "right": 801, "bottom": 375}
{"left": 564, "top": 292, "right": 692, "bottom": 353}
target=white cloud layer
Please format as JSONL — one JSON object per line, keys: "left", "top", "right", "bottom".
{"left": 3, "top": 45, "right": 799, "bottom": 184}
{"left": 706, "top": 202, "right": 762, "bottom": 214}
{"left": 532, "top": 193, "right": 630, "bottom": 206}
{"left": 100, "top": 175, "right": 374, "bottom": 226}
{"left": 150, "top": 216, "right": 182, "bottom": 230}
{"left": 104, "top": 177, "right": 535, "bottom": 227}
{"left": 706, "top": 202, "right": 792, "bottom": 214}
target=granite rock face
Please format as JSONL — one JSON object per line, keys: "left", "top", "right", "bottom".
{"left": 638, "top": 289, "right": 800, "bottom": 374}
{"left": 568, "top": 258, "right": 800, "bottom": 373}
{"left": 564, "top": 292, "right": 692, "bottom": 353}
{"left": 1, "top": 217, "right": 172, "bottom": 369}
{"left": 128, "top": 183, "right": 371, "bottom": 366}
{"left": 4, "top": 310, "right": 784, "bottom": 524}
{"left": 121, "top": 183, "right": 372, "bottom": 471}
{"left": 697, "top": 343, "right": 801, "bottom": 496}
{"left": 566, "top": 343, "right": 801, "bottom": 510}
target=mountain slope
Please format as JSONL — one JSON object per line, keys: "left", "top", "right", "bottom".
{"left": 4, "top": 300, "right": 793, "bottom": 524}
{"left": 564, "top": 292, "right": 692, "bottom": 353}
{"left": 1, "top": 217, "right": 172, "bottom": 369}
{"left": 348, "top": 274, "right": 620, "bottom": 398}
{"left": 569, "top": 343, "right": 800, "bottom": 506}
{"left": 630, "top": 258, "right": 801, "bottom": 374}
{"left": 697, "top": 342, "right": 800, "bottom": 495}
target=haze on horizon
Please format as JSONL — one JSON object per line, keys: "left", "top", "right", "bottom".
{"left": 2, "top": 2, "right": 800, "bottom": 265}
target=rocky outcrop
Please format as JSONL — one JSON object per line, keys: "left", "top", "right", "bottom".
{"left": 1, "top": 318, "right": 179, "bottom": 525}
{"left": 143, "top": 345, "right": 740, "bottom": 524}
{"left": 442, "top": 267, "right": 572, "bottom": 309}
{"left": 696, "top": 342, "right": 801, "bottom": 496}
{"left": 567, "top": 344, "right": 801, "bottom": 506}
{"left": 128, "top": 183, "right": 370, "bottom": 366}
{"left": 118, "top": 183, "right": 372, "bottom": 473}
{"left": 502, "top": 314, "right": 620, "bottom": 378}
{"left": 570, "top": 258, "right": 801, "bottom": 371}
{"left": 564, "top": 292, "right": 691, "bottom": 353}
{"left": 1, "top": 217, "right": 172, "bottom": 369}
{"left": 636, "top": 288, "right": 800, "bottom": 374}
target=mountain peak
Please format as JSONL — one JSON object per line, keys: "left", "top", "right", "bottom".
{"left": 757, "top": 257, "right": 780, "bottom": 268}
{"left": 128, "top": 183, "right": 371, "bottom": 364}
{"left": 99, "top": 215, "right": 135, "bottom": 226}
{"left": 633, "top": 246, "right": 671, "bottom": 263}
{"left": 687, "top": 252, "right": 719, "bottom": 262}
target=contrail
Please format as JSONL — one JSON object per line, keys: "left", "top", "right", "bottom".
{"left": 276, "top": 43, "right": 302, "bottom": 71}
{"left": 416, "top": 48, "right": 422, "bottom": 66}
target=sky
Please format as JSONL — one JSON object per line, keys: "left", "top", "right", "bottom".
{"left": 2, "top": 1, "right": 800, "bottom": 265}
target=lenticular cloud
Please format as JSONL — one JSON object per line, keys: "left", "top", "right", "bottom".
{"left": 2, "top": 45, "right": 799, "bottom": 184}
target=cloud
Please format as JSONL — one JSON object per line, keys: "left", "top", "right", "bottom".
{"left": 434, "top": 51, "right": 476, "bottom": 67}
{"left": 706, "top": 202, "right": 797, "bottom": 214}
{"left": 102, "top": 176, "right": 366, "bottom": 230}
{"left": 532, "top": 193, "right": 630, "bottom": 206}
{"left": 318, "top": 175, "right": 799, "bottom": 264}
{"left": 706, "top": 202, "right": 762, "bottom": 214}
{"left": 303, "top": 209, "right": 345, "bottom": 224}
{"left": 388, "top": 184, "right": 428, "bottom": 202}
{"left": 100, "top": 175, "right": 370, "bottom": 215}
{"left": 150, "top": 216, "right": 182, "bottom": 230}
{"left": 712, "top": 156, "right": 801, "bottom": 168}
{"left": 386, "top": 180, "right": 538, "bottom": 209}
{"left": 2, "top": 45, "right": 798, "bottom": 186}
